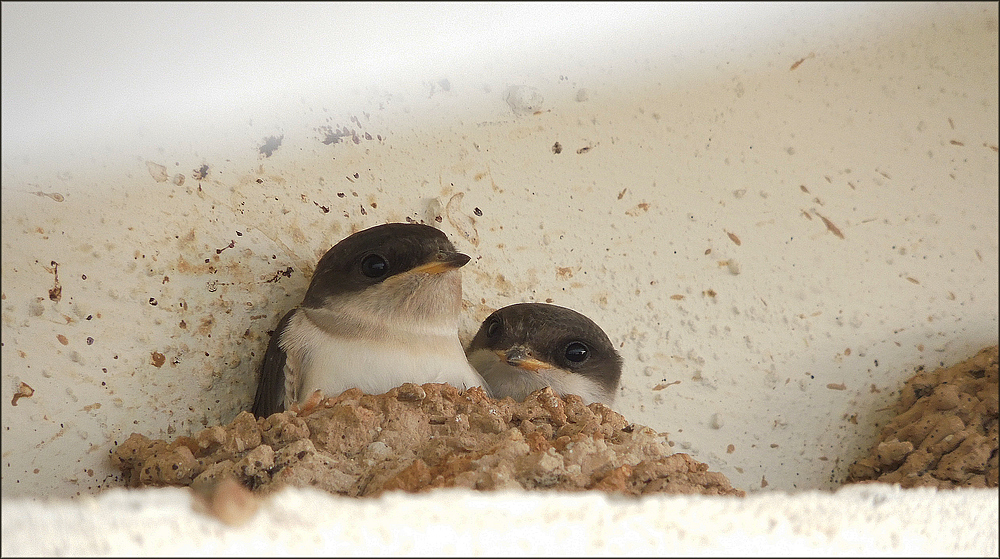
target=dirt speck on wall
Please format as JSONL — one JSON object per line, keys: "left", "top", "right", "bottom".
{"left": 847, "top": 346, "right": 998, "bottom": 489}
{"left": 111, "top": 384, "right": 744, "bottom": 498}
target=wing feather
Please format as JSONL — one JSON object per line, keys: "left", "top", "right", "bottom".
{"left": 250, "top": 309, "right": 296, "bottom": 418}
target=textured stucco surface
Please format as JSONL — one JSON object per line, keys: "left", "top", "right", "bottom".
{"left": 2, "top": 3, "right": 997, "bottom": 501}
{"left": 3, "top": 485, "right": 998, "bottom": 556}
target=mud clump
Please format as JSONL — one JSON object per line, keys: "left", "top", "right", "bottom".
{"left": 112, "top": 384, "right": 744, "bottom": 497}
{"left": 847, "top": 346, "right": 998, "bottom": 489}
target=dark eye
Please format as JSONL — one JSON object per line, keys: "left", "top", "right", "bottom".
{"left": 360, "top": 254, "right": 388, "bottom": 278}
{"left": 486, "top": 317, "right": 502, "bottom": 339}
{"left": 565, "top": 342, "right": 589, "bottom": 363}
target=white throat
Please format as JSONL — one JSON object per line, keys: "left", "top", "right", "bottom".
{"left": 467, "top": 348, "right": 613, "bottom": 406}
{"left": 280, "top": 268, "right": 488, "bottom": 403}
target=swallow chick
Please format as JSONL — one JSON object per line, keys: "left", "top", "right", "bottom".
{"left": 466, "top": 303, "right": 622, "bottom": 406}
{"left": 252, "top": 223, "right": 488, "bottom": 418}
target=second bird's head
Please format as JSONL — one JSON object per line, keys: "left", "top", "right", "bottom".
{"left": 467, "top": 302, "right": 623, "bottom": 405}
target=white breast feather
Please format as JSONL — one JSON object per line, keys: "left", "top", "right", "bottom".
{"left": 280, "top": 309, "right": 487, "bottom": 406}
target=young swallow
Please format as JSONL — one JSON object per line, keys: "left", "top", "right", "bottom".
{"left": 252, "top": 223, "right": 488, "bottom": 417}
{"left": 466, "top": 303, "right": 622, "bottom": 406}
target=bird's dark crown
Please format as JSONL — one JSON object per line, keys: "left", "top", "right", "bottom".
{"left": 470, "top": 302, "right": 623, "bottom": 389}
{"left": 301, "top": 223, "right": 466, "bottom": 308}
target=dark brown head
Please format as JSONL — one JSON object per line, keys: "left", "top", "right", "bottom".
{"left": 467, "top": 303, "right": 622, "bottom": 404}
{"left": 302, "top": 223, "right": 469, "bottom": 310}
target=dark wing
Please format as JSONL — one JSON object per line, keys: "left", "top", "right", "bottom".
{"left": 251, "top": 309, "right": 296, "bottom": 418}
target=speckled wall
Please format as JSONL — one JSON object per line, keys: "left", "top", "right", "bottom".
{"left": 2, "top": 3, "right": 997, "bottom": 499}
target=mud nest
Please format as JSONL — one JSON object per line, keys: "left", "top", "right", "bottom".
{"left": 112, "top": 384, "right": 744, "bottom": 498}
{"left": 847, "top": 345, "right": 999, "bottom": 489}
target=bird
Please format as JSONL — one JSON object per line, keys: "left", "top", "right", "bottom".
{"left": 251, "top": 222, "right": 489, "bottom": 418}
{"left": 466, "top": 302, "right": 623, "bottom": 406}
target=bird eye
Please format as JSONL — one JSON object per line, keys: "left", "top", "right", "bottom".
{"left": 360, "top": 254, "right": 388, "bottom": 278}
{"left": 565, "top": 341, "right": 589, "bottom": 363}
{"left": 486, "top": 317, "right": 502, "bottom": 339}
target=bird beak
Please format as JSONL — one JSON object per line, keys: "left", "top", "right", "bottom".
{"left": 501, "top": 346, "right": 553, "bottom": 372}
{"left": 408, "top": 251, "right": 471, "bottom": 275}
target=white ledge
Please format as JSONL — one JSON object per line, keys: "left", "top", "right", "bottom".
{"left": 3, "top": 484, "right": 997, "bottom": 556}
